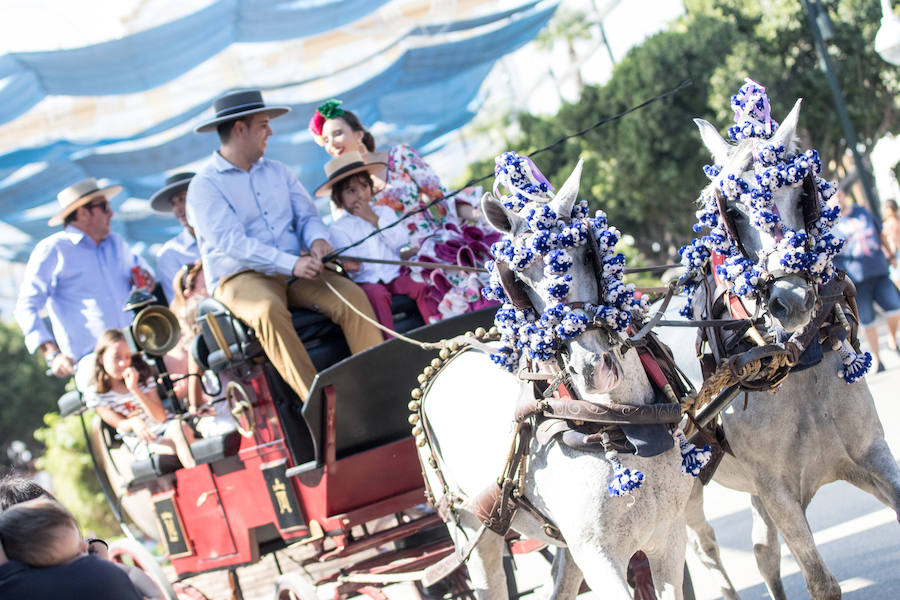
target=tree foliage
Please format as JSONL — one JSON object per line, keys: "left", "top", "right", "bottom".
{"left": 0, "top": 320, "right": 67, "bottom": 464}
{"left": 34, "top": 411, "right": 120, "bottom": 537}
{"left": 465, "top": 0, "right": 899, "bottom": 260}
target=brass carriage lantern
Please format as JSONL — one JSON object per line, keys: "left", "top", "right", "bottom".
{"left": 876, "top": 0, "right": 900, "bottom": 66}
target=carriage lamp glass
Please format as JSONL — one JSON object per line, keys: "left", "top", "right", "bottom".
{"left": 876, "top": 0, "right": 900, "bottom": 66}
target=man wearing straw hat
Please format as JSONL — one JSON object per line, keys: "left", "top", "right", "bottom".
{"left": 187, "top": 90, "right": 382, "bottom": 402}
{"left": 150, "top": 172, "right": 200, "bottom": 301}
{"left": 14, "top": 179, "right": 154, "bottom": 381}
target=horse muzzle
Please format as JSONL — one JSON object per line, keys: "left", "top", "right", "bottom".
{"left": 767, "top": 276, "right": 816, "bottom": 332}
{"left": 572, "top": 351, "right": 622, "bottom": 395}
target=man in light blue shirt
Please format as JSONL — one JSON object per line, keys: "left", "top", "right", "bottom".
{"left": 187, "top": 90, "right": 381, "bottom": 401}
{"left": 151, "top": 172, "right": 200, "bottom": 301}
{"left": 15, "top": 178, "right": 153, "bottom": 379}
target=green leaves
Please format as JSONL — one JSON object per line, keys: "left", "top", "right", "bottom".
{"left": 462, "top": 0, "right": 898, "bottom": 261}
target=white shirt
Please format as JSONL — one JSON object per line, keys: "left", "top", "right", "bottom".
{"left": 330, "top": 205, "right": 408, "bottom": 284}
{"left": 186, "top": 152, "right": 330, "bottom": 291}
{"left": 155, "top": 228, "right": 200, "bottom": 301}
{"left": 15, "top": 226, "right": 152, "bottom": 360}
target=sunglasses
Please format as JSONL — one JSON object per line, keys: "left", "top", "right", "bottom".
{"left": 85, "top": 199, "right": 111, "bottom": 213}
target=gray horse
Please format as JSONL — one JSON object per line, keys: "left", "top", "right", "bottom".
{"left": 658, "top": 97, "right": 900, "bottom": 600}
{"left": 417, "top": 158, "right": 695, "bottom": 600}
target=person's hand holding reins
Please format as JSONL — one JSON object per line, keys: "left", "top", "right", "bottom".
{"left": 309, "top": 238, "right": 334, "bottom": 262}
{"left": 292, "top": 255, "right": 323, "bottom": 279}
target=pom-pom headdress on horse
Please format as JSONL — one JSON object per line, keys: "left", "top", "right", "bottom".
{"left": 481, "top": 152, "right": 649, "bottom": 373}
{"left": 678, "top": 79, "right": 844, "bottom": 315}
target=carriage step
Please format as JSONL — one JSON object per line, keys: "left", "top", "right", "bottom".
{"left": 318, "top": 514, "right": 442, "bottom": 561}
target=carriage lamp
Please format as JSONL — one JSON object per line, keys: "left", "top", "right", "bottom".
{"left": 876, "top": 0, "right": 900, "bottom": 66}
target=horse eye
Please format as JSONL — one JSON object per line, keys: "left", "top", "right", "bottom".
{"left": 726, "top": 207, "right": 744, "bottom": 222}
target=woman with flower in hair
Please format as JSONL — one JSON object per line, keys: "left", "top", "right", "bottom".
{"left": 308, "top": 99, "right": 499, "bottom": 319}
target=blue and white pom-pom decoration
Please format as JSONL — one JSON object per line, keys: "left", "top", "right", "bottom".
{"left": 835, "top": 339, "right": 872, "bottom": 384}
{"left": 482, "top": 152, "right": 649, "bottom": 372}
{"left": 674, "top": 430, "right": 711, "bottom": 477}
{"left": 606, "top": 450, "right": 645, "bottom": 496}
{"left": 678, "top": 79, "right": 845, "bottom": 329}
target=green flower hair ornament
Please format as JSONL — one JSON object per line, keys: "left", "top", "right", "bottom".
{"left": 309, "top": 99, "right": 346, "bottom": 138}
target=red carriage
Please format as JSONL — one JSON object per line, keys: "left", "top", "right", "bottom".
{"left": 59, "top": 292, "right": 502, "bottom": 599}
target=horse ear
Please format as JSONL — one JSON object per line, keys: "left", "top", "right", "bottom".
{"left": 549, "top": 158, "right": 584, "bottom": 218}
{"left": 482, "top": 192, "right": 526, "bottom": 234}
{"left": 770, "top": 98, "right": 802, "bottom": 153}
{"left": 694, "top": 118, "right": 731, "bottom": 166}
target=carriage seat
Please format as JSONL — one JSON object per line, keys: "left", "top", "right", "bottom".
{"left": 194, "top": 298, "right": 264, "bottom": 371}
{"left": 190, "top": 430, "right": 242, "bottom": 465}
{"left": 128, "top": 454, "right": 182, "bottom": 489}
{"left": 193, "top": 296, "right": 426, "bottom": 373}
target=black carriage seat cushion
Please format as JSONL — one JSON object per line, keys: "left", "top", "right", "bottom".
{"left": 127, "top": 453, "right": 182, "bottom": 489}
{"left": 190, "top": 430, "right": 242, "bottom": 465}
{"left": 301, "top": 307, "right": 495, "bottom": 465}
{"left": 195, "top": 298, "right": 264, "bottom": 371}
{"left": 195, "top": 296, "right": 423, "bottom": 373}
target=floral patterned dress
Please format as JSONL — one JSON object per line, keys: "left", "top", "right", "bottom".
{"left": 373, "top": 144, "right": 499, "bottom": 319}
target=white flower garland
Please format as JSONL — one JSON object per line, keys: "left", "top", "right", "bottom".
{"left": 678, "top": 80, "right": 843, "bottom": 315}
{"left": 481, "top": 152, "right": 649, "bottom": 372}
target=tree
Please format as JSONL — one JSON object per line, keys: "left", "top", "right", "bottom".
{"left": 0, "top": 320, "right": 67, "bottom": 465}
{"left": 463, "top": 0, "right": 899, "bottom": 259}
{"left": 34, "top": 410, "right": 120, "bottom": 537}
{"left": 534, "top": 6, "right": 595, "bottom": 94}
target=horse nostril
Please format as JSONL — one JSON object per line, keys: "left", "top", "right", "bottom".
{"left": 603, "top": 353, "right": 613, "bottom": 369}
{"left": 769, "top": 296, "right": 787, "bottom": 317}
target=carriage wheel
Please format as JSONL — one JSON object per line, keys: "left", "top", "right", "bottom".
{"left": 275, "top": 572, "right": 319, "bottom": 600}
{"left": 108, "top": 538, "right": 178, "bottom": 600}
{"left": 226, "top": 381, "right": 256, "bottom": 438}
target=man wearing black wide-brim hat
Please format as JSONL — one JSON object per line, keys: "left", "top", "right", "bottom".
{"left": 150, "top": 172, "right": 200, "bottom": 301}
{"left": 186, "top": 90, "right": 382, "bottom": 401}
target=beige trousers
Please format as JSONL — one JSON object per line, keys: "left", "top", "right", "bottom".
{"left": 214, "top": 270, "right": 382, "bottom": 400}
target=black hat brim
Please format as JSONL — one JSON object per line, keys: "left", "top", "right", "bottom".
{"left": 194, "top": 106, "right": 291, "bottom": 134}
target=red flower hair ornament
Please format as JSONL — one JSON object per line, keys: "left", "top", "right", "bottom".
{"left": 308, "top": 99, "right": 346, "bottom": 145}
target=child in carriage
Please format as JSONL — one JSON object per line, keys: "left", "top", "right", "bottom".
{"left": 315, "top": 151, "right": 440, "bottom": 337}
{"left": 91, "top": 329, "right": 197, "bottom": 468}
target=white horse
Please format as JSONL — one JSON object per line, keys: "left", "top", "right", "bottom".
{"left": 657, "top": 97, "right": 900, "bottom": 600}
{"left": 417, "top": 158, "right": 695, "bottom": 600}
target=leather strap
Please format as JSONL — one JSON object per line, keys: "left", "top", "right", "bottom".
{"left": 496, "top": 261, "right": 532, "bottom": 311}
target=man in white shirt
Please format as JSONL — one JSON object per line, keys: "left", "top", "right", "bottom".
{"left": 15, "top": 179, "right": 153, "bottom": 382}
{"left": 151, "top": 172, "right": 200, "bottom": 301}
{"left": 187, "top": 90, "right": 382, "bottom": 401}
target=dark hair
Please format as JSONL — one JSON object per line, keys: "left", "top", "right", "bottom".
{"left": 63, "top": 210, "right": 79, "bottom": 226}
{"left": 336, "top": 110, "right": 376, "bottom": 153}
{"left": 0, "top": 498, "right": 79, "bottom": 567}
{"left": 216, "top": 116, "right": 253, "bottom": 144}
{"left": 92, "top": 329, "right": 153, "bottom": 394}
{"left": 888, "top": 199, "right": 899, "bottom": 214}
{"left": 0, "top": 474, "right": 53, "bottom": 512}
{"left": 332, "top": 172, "right": 375, "bottom": 207}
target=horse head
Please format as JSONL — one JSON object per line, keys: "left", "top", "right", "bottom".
{"left": 481, "top": 154, "right": 650, "bottom": 402}
{"left": 683, "top": 81, "right": 842, "bottom": 335}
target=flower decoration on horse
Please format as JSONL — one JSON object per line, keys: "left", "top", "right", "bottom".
{"left": 480, "top": 151, "right": 648, "bottom": 372}
{"left": 678, "top": 79, "right": 870, "bottom": 383}
{"left": 680, "top": 79, "right": 843, "bottom": 305}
